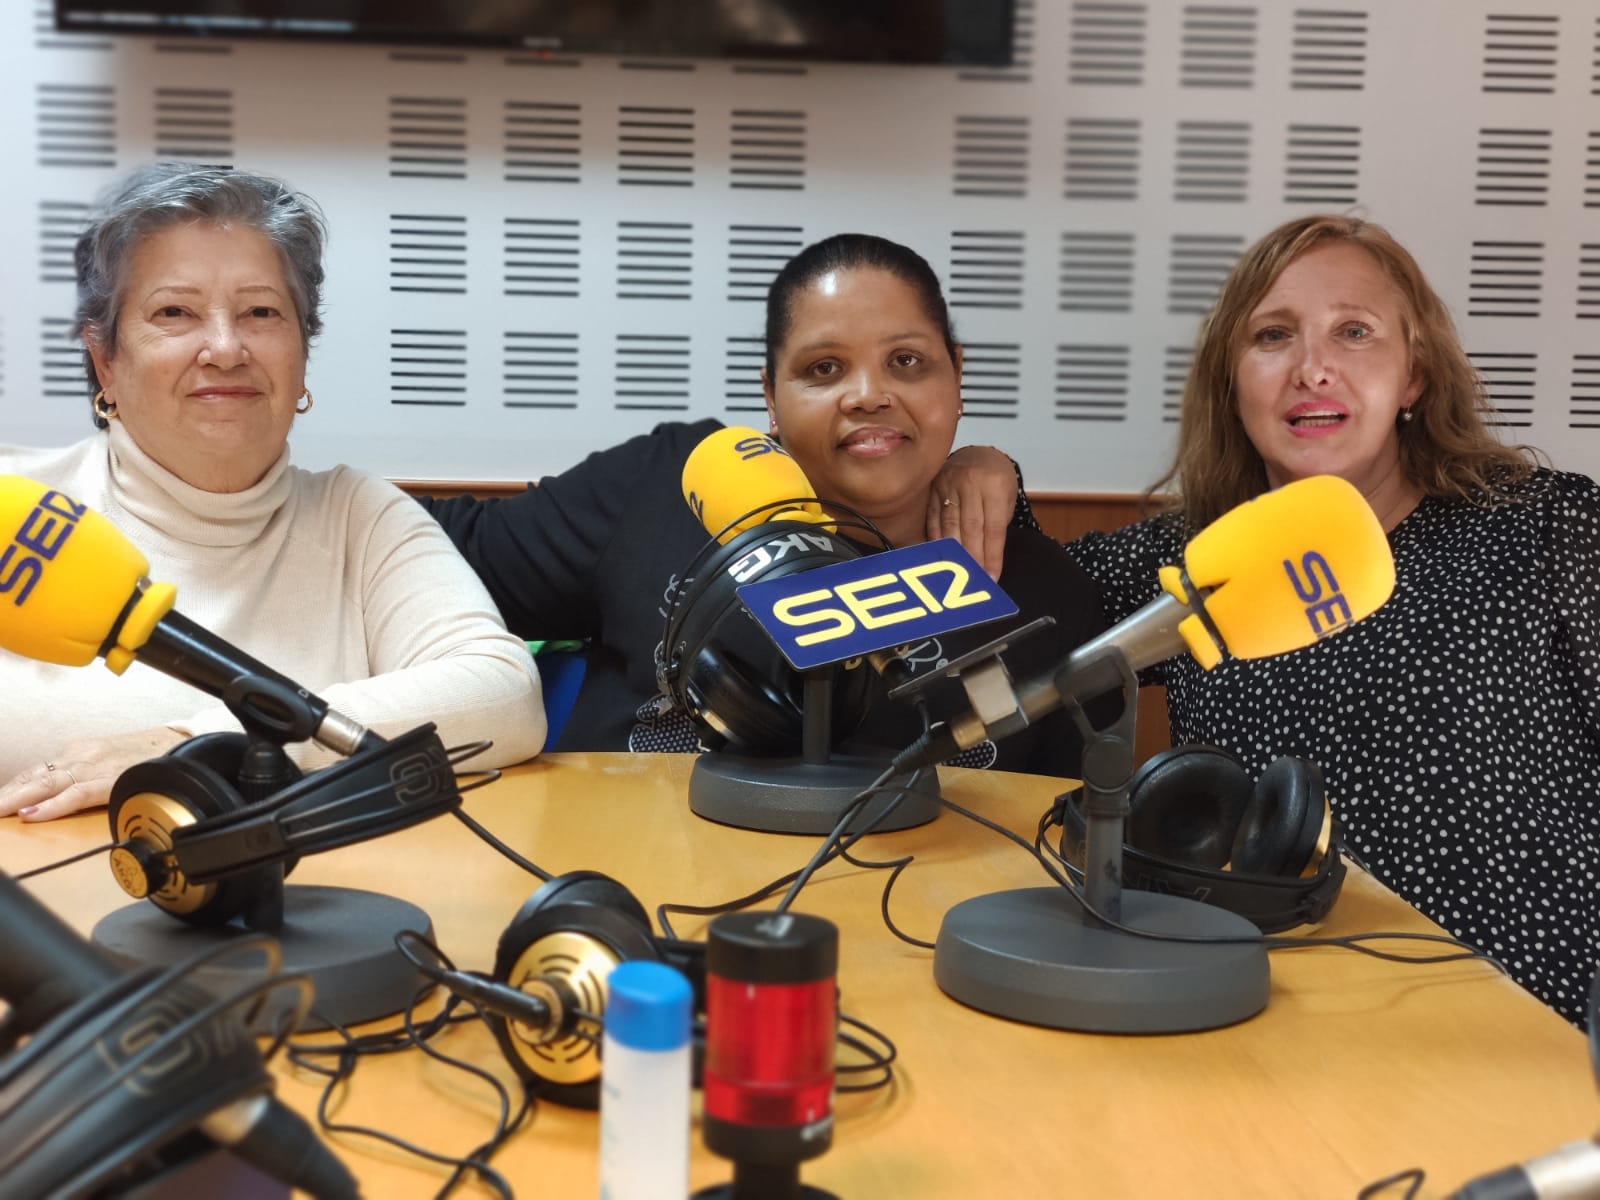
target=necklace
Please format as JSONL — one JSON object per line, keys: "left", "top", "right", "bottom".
{"left": 1369, "top": 484, "right": 1421, "bottom": 532}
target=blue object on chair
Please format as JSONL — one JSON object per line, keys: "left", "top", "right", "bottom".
{"left": 534, "top": 648, "right": 587, "bottom": 751}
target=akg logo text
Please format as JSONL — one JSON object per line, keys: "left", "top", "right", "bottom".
{"left": 729, "top": 531, "right": 842, "bottom": 584}
{"left": 1282, "top": 550, "right": 1351, "bottom": 637}
{"left": 0, "top": 490, "right": 85, "bottom": 607}
{"left": 771, "top": 561, "right": 992, "bottom": 648}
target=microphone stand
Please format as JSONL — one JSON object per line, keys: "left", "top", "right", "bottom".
{"left": 932, "top": 646, "right": 1270, "bottom": 1033}
{"left": 689, "top": 668, "right": 941, "bottom": 836}
{"left": 91, "top": 675, "right": 436, "bottom": 1031}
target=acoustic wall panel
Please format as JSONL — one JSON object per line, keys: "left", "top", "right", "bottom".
{"left": 5, "top": 0, "right": 1600, "bottom": 494}
{"left": 1569, "top": 353, "right": 1600, "bottom": 427}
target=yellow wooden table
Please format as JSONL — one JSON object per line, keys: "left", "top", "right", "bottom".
{"left": 3, "top": 753, "right": 1592, "bottom": 1199}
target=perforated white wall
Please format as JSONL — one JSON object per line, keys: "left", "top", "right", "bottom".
{"left": 3, "top": 1, "right": 1596, "bottom": 491}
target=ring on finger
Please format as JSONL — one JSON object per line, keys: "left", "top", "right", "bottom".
{"left": 41, "top": 761, "right": 78, "bottom": 790}
{"left": 942, "top": 496, "right": 958, "bottom": 508}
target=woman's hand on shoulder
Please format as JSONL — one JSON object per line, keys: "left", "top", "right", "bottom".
{"left": 0, "top": 727, "right": 189, "bottom": 821}
{"left": 928, "top": 445, "right": 1018, "bottom": 579}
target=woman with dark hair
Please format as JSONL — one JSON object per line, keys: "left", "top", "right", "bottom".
{"left": 0, "top": 162, "right": 545, "bottom": 820}
{"left": 1065, "top": 213, "right": 1600, "bottom": 1025}
{"left": 425, "top": 232, "right": 1107, "bottom": 774}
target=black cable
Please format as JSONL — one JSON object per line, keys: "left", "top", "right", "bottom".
{"left": 13, "top": 840, "right": 125, "bottom": 879}
{"left": 654, "top": 779, "right": 921, "bottom": 939}
{"left": 774, "top": 764, "right": 902, "bottom": 913}
{"left": 842, "top": 786, "right": 1099, "bottom": 952}
{"left": 837, "top": 843, "right": 931, "bottom": 950}
{"left": 287, "top": 986, "right": 529, "bottom": 1200}
{"left": 401, "top": 989, "right": 532, "bottom": 1200}
{"left": 1356, "top": 1166, "right": 1425, "bottom": 1199}
{"left": 834, "top": 1012, "right": 898, "bottom": 1093}
{"left": 450, "top": 808, "right": 552, "bottom": 882}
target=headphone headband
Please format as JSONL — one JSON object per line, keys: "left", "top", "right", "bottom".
{"left": 1057, "top": 784, "right": 1347, "bottom": 933}
{"left": 165, "top": 725, "right": 458, "bottom": 883}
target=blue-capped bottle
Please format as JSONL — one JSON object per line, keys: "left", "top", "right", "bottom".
{"left": 599, "top": 960, "right": 693, "bottom": 1200}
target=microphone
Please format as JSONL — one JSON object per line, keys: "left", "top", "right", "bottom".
{"left": 0, "top": 870, "right": 359, "bottom": 1199}
{"left": 1448, "top": 1137, "right": 1600, "bottom": 1199}
{"left": 665, "top": 426, "right": 1002, "bottom": 834}
{"left": 0, "top": 475, "right": 374, "bottom": 754}
{"left": 892, "top": 474, "right": 1396, "bottom": 772}
{"left": 681, "top": 426, "right": 834, "bottom": 542}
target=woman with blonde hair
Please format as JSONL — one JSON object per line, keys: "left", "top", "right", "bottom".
{"left": 1068, "top": 213, "right": 1600, "bottom": 1027}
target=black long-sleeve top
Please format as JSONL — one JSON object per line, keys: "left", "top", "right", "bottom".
{"left": 422, "top": 419, "right": 1109, "bottom": 776}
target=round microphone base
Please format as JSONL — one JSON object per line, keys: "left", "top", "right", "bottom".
{"left": 92, "top": 884, "right": 433, "bottom": 1032}
{"left": 934, "top": 886, "right": 1269, "bottom": 1033}
{"left": 689, "top": 750, "right": 939, "bottom": 835}
{"left": 694, "top": 1185, "right": 836, "bottom": 1200}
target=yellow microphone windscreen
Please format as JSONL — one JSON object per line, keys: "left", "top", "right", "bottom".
{"left": 1164, "top": 474, "right": 1396, "bottom": 665}
{"left": 681, "top": 426, "right": 830, "bottom": 543}
{"left": 0, "top": 475, "right": 150, "bottom": 667}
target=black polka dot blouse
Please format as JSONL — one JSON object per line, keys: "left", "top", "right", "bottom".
{"left": 1066, "top": 468, "right": 1600, "bottom": 1028}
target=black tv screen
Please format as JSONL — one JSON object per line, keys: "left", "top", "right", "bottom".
{"left": 55, "top": 1, "right": 1015, "bottom": 67}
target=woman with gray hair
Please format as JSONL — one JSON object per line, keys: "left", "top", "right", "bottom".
{"left": 0, "top": 162, "right": 545, "bottom": 820}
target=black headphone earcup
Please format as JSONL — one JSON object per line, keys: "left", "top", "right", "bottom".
{"left": 663, "top": 522, "right": 873, "bottom": 754}
{"left": 167, "top": 731, "right": 250, "bottom": 776}
{"left": 684, "top": 644, "right": 802, "bottom": 751}
{"left": 498, "top": 870, "right": 654, "bottom": 949}
{"left": 490, "top": 872, "right": 664, "bottom": 1108}
{"left": 1126, "top": 745, "right": 1252, "bottom": 870}
{"left": 1231, "top": 757, "right": 1325, "bottom": 877}
{"left": 108, "top": 748, "right": 274, "bottom": 928}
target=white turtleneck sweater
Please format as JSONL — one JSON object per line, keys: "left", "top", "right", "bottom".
{"left": 0, "top": 423, "right": 545, "bottom": 778}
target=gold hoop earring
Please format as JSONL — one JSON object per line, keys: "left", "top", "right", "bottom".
{"left": 296, "top": 390, "right": 314, "bottom": 415}
{"left": 93, "top": 390, "right": 117, "bottom": 421}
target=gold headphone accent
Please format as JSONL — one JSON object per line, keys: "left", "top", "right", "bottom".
{"left": 502, "top": 930, "right": 616, "bottom": 1085}
{"left": 111, "top": 792, "right": 214, "bottom": 915}
{"left": 1303, "top": 803, "right": 1335, "bottom": 877}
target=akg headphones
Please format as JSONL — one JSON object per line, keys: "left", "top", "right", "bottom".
{"left": 1057, "top": 744, "right": 1346, "bottom": 933}
{"left": 482, "top": 871, "right": 705, "bottom": 1110}
{"left": 106, "top": 724, "right": 461, "bottom": 927}
{"left": 659, "top": 518, "right": 875, "bottom": 754}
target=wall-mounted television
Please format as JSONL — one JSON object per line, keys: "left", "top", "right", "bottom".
{"left": 55, "top": 1, "right": 1015, "bottom": 67}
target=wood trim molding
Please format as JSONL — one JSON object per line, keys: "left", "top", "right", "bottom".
{"left": 392, "top": 481, "right": 1160, "bottom": 556}
{"left": 393, "top": 479, "right": 530, "bottom": 499}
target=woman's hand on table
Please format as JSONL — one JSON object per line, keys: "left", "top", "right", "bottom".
{"left": 0, "top": 727, "right": 189, "bottom": 821}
